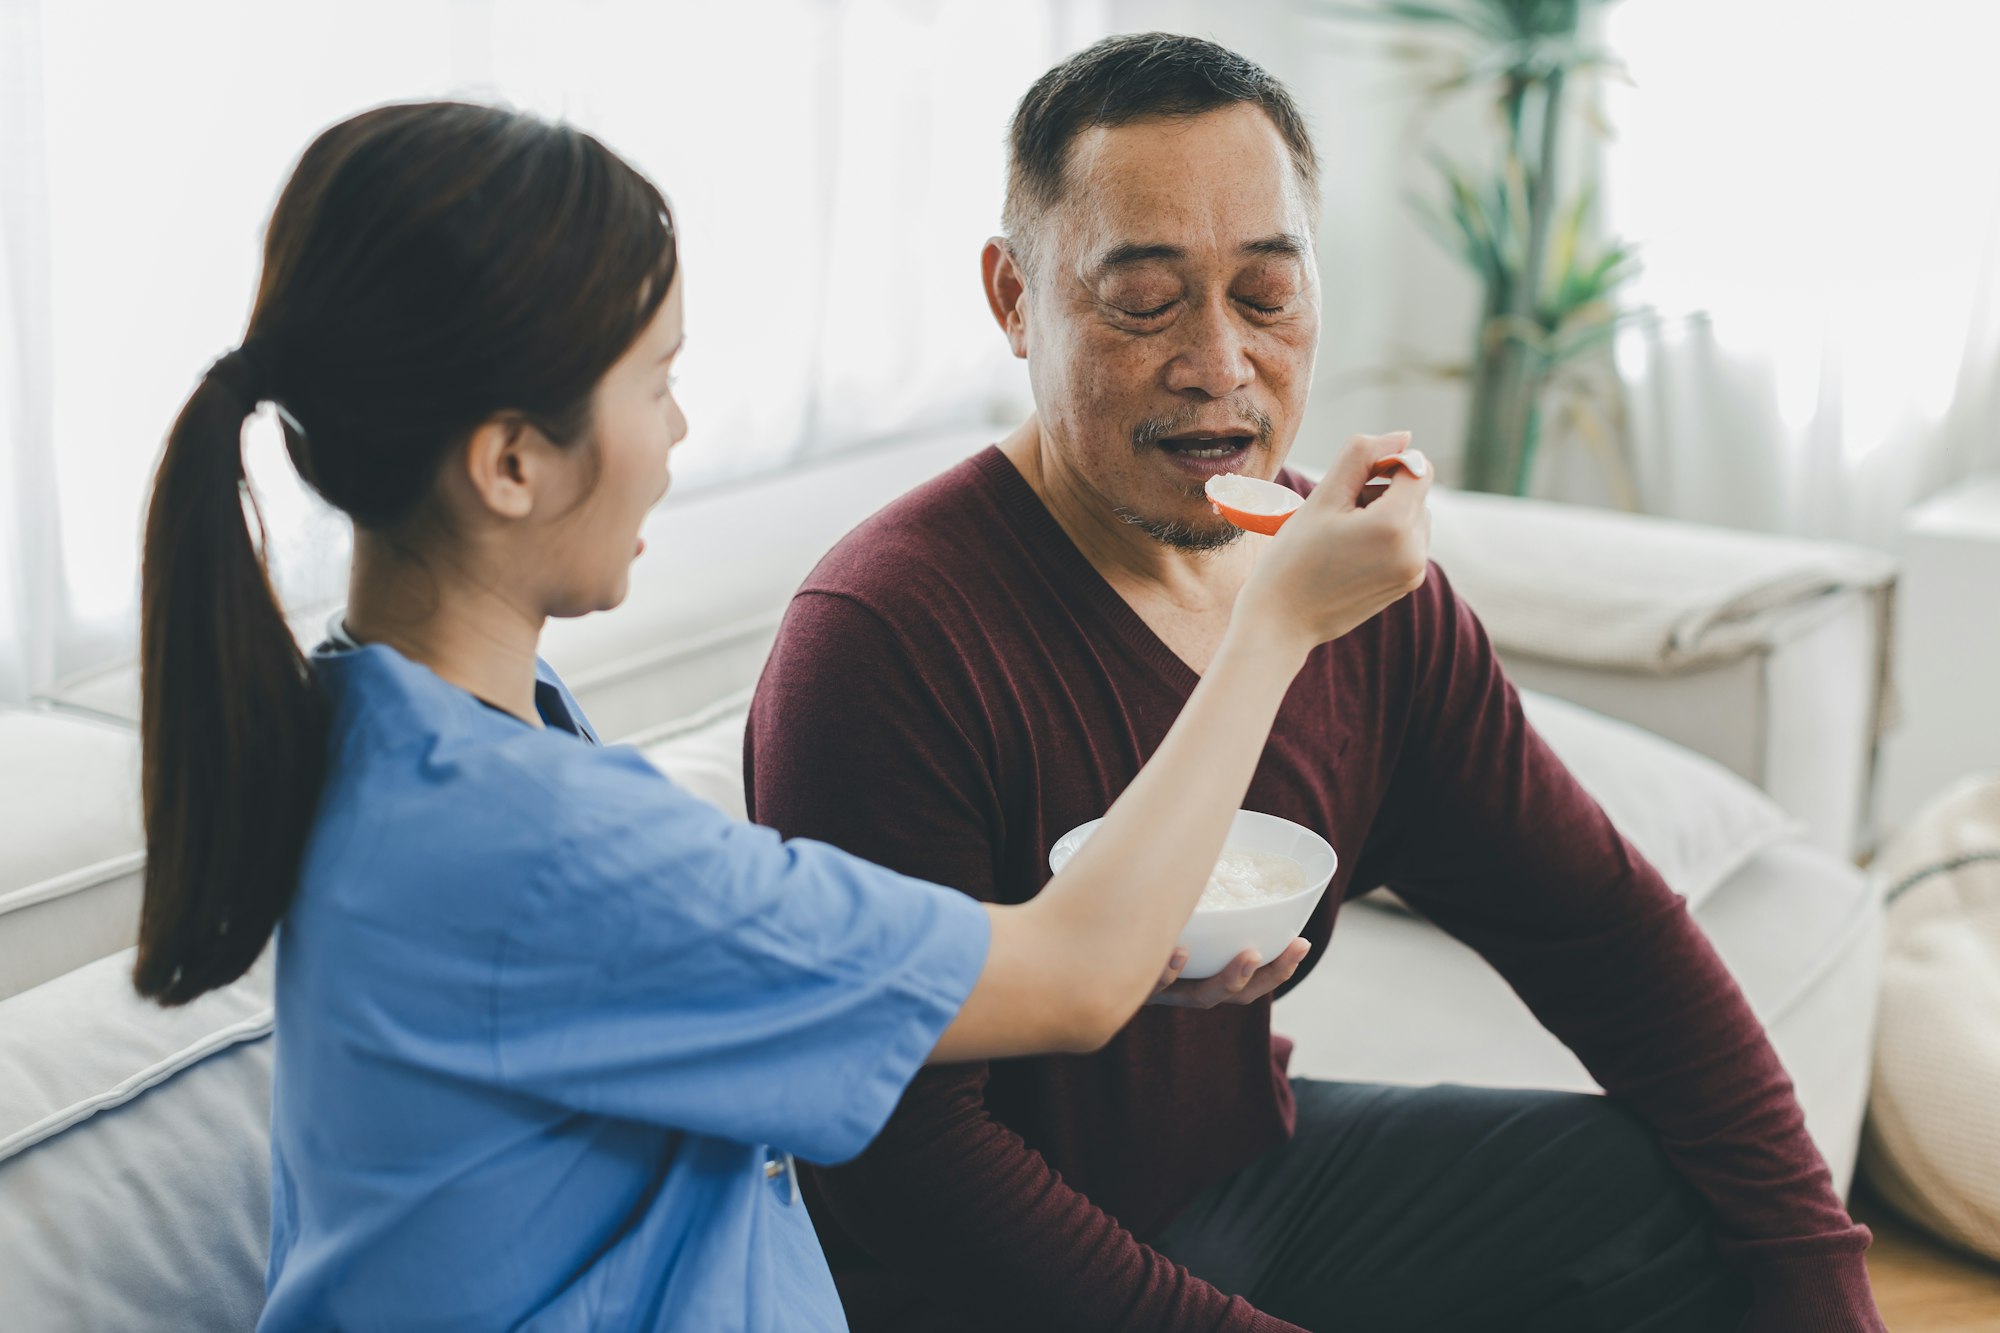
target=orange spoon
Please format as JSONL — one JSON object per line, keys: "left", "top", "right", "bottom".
{"left": 1357, "top": 450, "right": 1429, "bottom": 509}
{"left": 1204, "top": 473, "right": 1304, "bottom": 535}
{"left": 1206, "top": 451, "right": 1428, "bottom": 534}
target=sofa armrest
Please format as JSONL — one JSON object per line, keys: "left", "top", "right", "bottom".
{"left": 1426, "top": 489, "right": 1896, "bottom": 859}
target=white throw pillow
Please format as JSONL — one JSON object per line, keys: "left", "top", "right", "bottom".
{"left": 1369, "top": 690, "right": 1798, "bottom": 914}
{"left": 1516, "top": 690, "right": 1800, "bottom": 911}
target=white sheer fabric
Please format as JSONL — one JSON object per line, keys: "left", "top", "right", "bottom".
{"left": 0, "top": 0, "right": 1081, "bottom": 703}
{"left": 1599, "top": 1, "right": 2000, "bottom": 546}
{"left": 10, "top": 1, "right": 1989, "bottom": 708}
{"left": 0, "top": 0, "right": 54, "bottom": 703}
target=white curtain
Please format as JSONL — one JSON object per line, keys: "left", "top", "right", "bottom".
{"left": 0, "top": 0, "right": 1118, "bottom": 705}
{"left": 19, "top": 1, "right": 1964, "bottom": 710}
{"left": 1595, "top": 0, "right": 2000, "bottom": 547}
{"left": 1, "top": 0, "right": 53, "bottom": 704}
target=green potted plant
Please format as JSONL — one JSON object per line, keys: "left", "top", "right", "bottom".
{"left": 1321, "top": 0, "right": 1642, "bottom": 496}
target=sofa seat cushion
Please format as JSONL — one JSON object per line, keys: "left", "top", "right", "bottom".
{"left": 1282, "top": 839, "right": 1882, "bottom": 1192}
{"left": 0, "top": 710, "right": 147, "bottom": 999}
{"left": 0, "top": 946, "right": 275, "bottom": 1331}
{"left": 633, "top": 693, "right": 753, "bottom": 821}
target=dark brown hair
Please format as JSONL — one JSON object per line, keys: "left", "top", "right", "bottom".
{"left": 1002, "top": 33, "right": 1320, "bottom": 271}
{"left": 135, "top": 102, "right": 676, "bottom": 1004}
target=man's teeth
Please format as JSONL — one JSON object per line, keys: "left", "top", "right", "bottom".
{"left": 1167, "top": 439, "right": 1246, "bottom": 458}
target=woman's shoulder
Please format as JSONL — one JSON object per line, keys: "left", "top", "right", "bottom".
{"left": 309, "top": 661, "right": 706, "bottom": 901}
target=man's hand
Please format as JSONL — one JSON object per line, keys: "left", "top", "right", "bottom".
{"left": 1147, "top": 938, "right": 1311, "bottom": 1009}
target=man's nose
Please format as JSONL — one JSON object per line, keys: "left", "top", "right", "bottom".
{"left": 1162, "top": 296, "right": 1254, "bottom": 399}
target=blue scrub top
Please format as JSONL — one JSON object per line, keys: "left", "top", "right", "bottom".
{"left": 257, "top": 642, "right": 990, "bottom": 1331}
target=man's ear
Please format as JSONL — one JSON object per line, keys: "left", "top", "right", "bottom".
{"left": 982, "top": 237, "right": 1030, "bottom": 359}
{"left": 460, "top": 414, "right": 537, "bottom": 520}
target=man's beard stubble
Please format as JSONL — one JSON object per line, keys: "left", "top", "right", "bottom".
{"left": 1114, "top": 399, "right": 1276, "bottom": 552}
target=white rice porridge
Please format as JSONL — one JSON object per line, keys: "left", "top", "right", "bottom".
{"left": 1198, "top": 847, "right": 1309, "bottom": 910}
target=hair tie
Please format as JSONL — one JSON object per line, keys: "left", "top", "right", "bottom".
{"left": 207, "top": 337, "right": 275, "bottom": 406}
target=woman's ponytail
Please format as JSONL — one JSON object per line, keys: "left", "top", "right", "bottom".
{"left": 131, "top": 103, "right": 676, "bottom": 1005}
{"left": 134, "top": 342, "right": 326, "bottom": 1004}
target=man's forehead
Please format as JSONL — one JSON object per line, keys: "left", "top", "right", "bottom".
{"left": 1057, "top": 106, "right": 1314, "bottom": 267}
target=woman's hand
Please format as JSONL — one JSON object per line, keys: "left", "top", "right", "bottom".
{"left": 1148, "top": 938, "right": 1311, "bottom": 1009}
{"left": 1233, "top": 431, "right": 1433, "bottom": 657}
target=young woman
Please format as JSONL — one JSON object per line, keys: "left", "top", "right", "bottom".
{"left": 136, "top": 101, "right": 1431, "bottom": 1331}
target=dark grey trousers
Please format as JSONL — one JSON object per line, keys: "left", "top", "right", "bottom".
{"left": 1150, "top": 1080, "right": 1753, "bottom": 1333}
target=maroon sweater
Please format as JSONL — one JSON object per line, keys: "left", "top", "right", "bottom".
{"left": 746, "top": 447, "right": 1880, "bottom": 1332}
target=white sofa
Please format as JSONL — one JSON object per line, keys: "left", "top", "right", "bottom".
{"left": 0, "top": 430, "right": 1889, "bottom": 1329}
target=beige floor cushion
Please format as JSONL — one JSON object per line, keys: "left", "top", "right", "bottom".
{"left": 1860, "top": 772, "right": 2000, "bottom": 1261}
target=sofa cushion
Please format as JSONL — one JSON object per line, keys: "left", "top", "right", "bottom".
{"left": 1283, "top": 837, "right": 1883, "bottom": 1194}
{"left": 1366, "top": 691, "right": 1798, "bottom": 916}
{"left": 0, "top": 945, "right": 274, "bottom": 1331}
{"left": 0, "top": 709, "right": 147, "bottom": 999}
{"left": 633, "top": 692, "right": 752, "bottom": 821}
{"left": 38, "top": 601, "right": 342, "bottom": 728}
{"left": 1517, "top": 690, "right": 1800, "bottom": 911}
{"left": 538, "top": 429, "right": 988, "bottom": 741}
{"left": 630, "top": 688, "right": 1794, "bottom": 919}
{"left": 1427, "top": 486, "right": 1895, "bottom": 672}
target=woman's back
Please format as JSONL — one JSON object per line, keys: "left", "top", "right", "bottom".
{"left": 261, "top": 643, "right": 920, "bottom": 1330}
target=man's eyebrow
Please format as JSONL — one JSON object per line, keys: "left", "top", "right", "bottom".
{"left": 1090, "top": 242, "right": 1186, "bottom": 275}
{"left": 1242, "top": 233, "right": 1310, "bottom": 260}
{"left": 1089, "top": 234, "right": 1310, "bottom": 276}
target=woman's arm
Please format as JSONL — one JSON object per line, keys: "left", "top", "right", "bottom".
{"left": 931, "top": 435, "right": 1431, "bottom": 1062}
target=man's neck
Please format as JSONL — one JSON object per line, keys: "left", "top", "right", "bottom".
{"left": 998, "top": 415, "right": 1259, "bottom": 619}
{"left": 342, "top": 531, "right": 546, "bottom": 727}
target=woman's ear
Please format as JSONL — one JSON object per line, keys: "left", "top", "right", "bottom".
{"left": 460, "top": 414, "right": 538, "bottom": 520}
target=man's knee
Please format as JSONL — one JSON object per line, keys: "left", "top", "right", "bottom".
{"left": 1521, "top": 1094, "right": 1748, "bottom": 1328}
{"left": 1527, "top": 1093, "right": 1710, "bottom": 1236}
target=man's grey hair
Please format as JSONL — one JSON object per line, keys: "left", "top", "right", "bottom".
{"left": 1000, "top": 32, "right": 1322, "bottom": 279}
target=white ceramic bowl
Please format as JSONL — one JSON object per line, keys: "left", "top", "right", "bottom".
{"left": 1046, "top": 809, "right": 1337, "bottom": 980}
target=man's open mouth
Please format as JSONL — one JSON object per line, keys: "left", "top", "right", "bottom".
{"left": 1152, "top": 430, "right": 1259, "bottom": 480}
{"left": 1157, "top": 432, "right": 1256, "bottom": 459}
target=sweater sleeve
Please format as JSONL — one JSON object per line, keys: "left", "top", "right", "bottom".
{"left": 747, "top": 589, "right": 1305, "bottom": 1333}
{"left": 1379, "top": 563, "right": 1884, "bottom": 1333}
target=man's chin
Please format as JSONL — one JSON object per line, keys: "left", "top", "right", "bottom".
{"left": 1112, "top": 506, "right": 1244, "bottom": 552}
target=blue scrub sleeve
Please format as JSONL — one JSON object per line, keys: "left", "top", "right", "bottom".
{"left": 490, "top": 747, "right": 991, "bottom": 1166}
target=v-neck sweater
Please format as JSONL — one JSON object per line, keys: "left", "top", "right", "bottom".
{"left": 745, "top": 446, "right": 1880, "bottom": 1332}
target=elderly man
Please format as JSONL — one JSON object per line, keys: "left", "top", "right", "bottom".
{"left": 746, "top": 32, "right": 1883, "bottom": 1333}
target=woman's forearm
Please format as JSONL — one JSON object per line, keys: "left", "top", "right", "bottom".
{"left": 929, "top": 436, "right": 1431, "bottom": 1064}
{"left": 931, "top": 619, "right": 1310, "bottom": 1062}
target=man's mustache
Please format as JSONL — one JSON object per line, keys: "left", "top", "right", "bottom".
{"left": 1131, "top": 401, "right": 1275, "bottom": 451}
